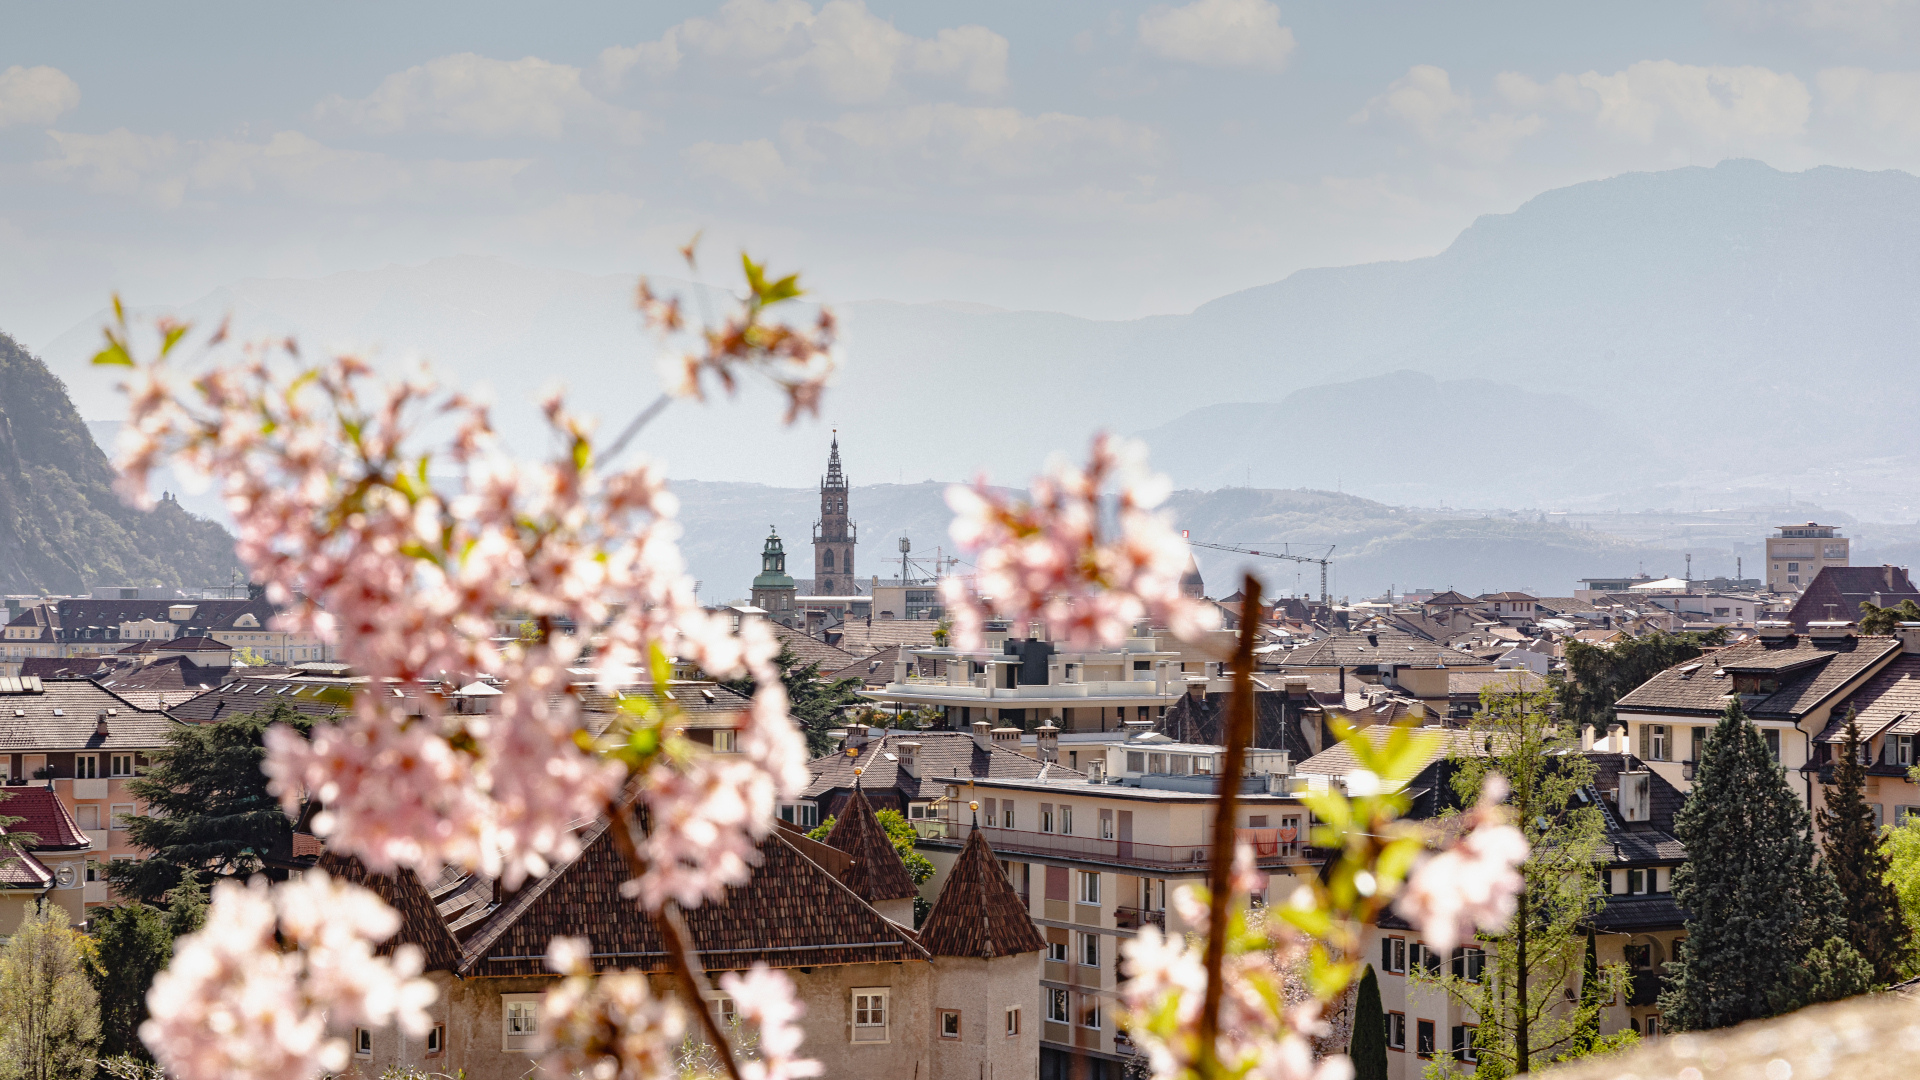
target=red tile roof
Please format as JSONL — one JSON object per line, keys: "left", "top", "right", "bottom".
{"left": 0, "top": 785, "right": 89, "bottom": 850}
{"left": 317, "top": 851, "right": 463, "bottom": 971}
{"left": 1786, "top": 566, "right": 1920, "bottom": 631}
{"left": 458, "top": 815, "right": 929, "bottom": 977}
{"left": 821, "top": 786, "right": 919, "bottom": 903}
{"left": 916, "top": 826, "right": 1046, "bottom": 959}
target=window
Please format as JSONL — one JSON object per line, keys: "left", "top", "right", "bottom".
{"left": 909, "top": 802, "right": 927, "bottom": 819}
{"left": 1628, "top": 869, "right": 1647, "bottom": 895}
{"left": 1047, "top": 988, "right": 1070, "bottom": 1023}
{"left": 1416, "top": 1020, "right": 1435, "bottom": 1058}
{"left": 1408, "top": 942, "right": 1440, "bottom": 976}
{"left": 852, "top": 988, "right": 890, "bottom": 1043}
{"left": 1764, "top": 729, "right": 1781, "bottom": 762}
{"left": 110, "top": 754, "right": 135, "bottom": 777}
{"left": 1893, "top": 735, "right": 1915, "bottom": 768}
{"left": 503, "top": 994, "right": 541, "bottom": 1052}
{"left": 355, "top": 1028, "right": 372, "bottom": 1057}
{"left": 940, "top": 1010, "right": 961, "bottom": 1039}
{"left": 1148, "top": 753, "right": 1165, "bottom": 773}
{"left": 1003, "top": 805, "right": 1015, "bottom": 829}
{"left": 1078, "top": 871, "right": 1100, "bottom": 904}
{"left": 1059, "top": 806, "right": 1073, "bottom": 835}
{"left": 1127, "top": 751, "right": 1145, "bottom": 772}
{"left": 1006, "top": 1007, "right": 1021, "bottom": 1037}
{"left": 75, "top": 804, "right": 100, "bottom": 831}
{"left": 1080, "top": 931, "right": 1100, "bottom": 967}
{"left": 1451, "top": 1025, "right": 1479, "bottom": 1063}
{"left": 1788, "top": 575, "right": 1799, "bottom": 585}
{"left": 1081, "top": 1001, "right": 1102, "bottom": 1030}
{"left": 1041, "top": 804, "right": 1054, "bottom": 833}
{"left": 1143, "top": 878, "right": 1166, "bottom": 912}
{"left": 712, "top": 729, "right": 738, "bottom": 753}
{"left": 1691, "top": 726, "right": 1706, "bottom": 763}
{"left": 1383, "top": 936, "right": 1406, "bottom": 974}
{"left": 1385, "top": 1012, "right": 1406, "bottom": 1051}
{"left": 1100, "top": 809, "right": 1114, "bottom": 839}
{"left": 1451, "top": 947, "right": 1485, "bottom": 983}
{"left": 1645, "top": 1015, "right": 1661, "bottom": 1038}
{"left": 75, "top": 755, "right": 99, "bottom": 779}
{"left": 426, "top": 1024, "right": 444, "bottom": 1056}
{"left": 1649, "top": 725, "right": 1669, "bottom": 761}
{"left": 1048, "top": 939, "right": 1068, "bottom": 963}
{"left": 1787, "top": 562, "right": 1799, "bottom": 572}
{"left": 1248, "top": 815, "right": 1268, "bottom": 828}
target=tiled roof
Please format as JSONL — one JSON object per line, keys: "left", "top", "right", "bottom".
{"left": 166, "top": 674, "right": 358, "bottom": 723}
{"left": 1614, "top": 634, "right": 1900, "bottom": 720}
{"left": 771, "top": 626, "right": 860, "bottom": 672}
{"left": 827, "top": 645, "right": 903, "bottom": 686}
{"left": 574, "top": 680, "right": 756, "bottom": 730}
{"left": 1584, "top": 751, "right": 1687, "bottom": 864}
{"left": 830, "top": 620, "right": 943, "bottom": 656}
{"left": 1534, "top": 597, "right": 1600, "bottom": 615}
{"left": 459, "top": 816, "right": 929, "bottom": 977}
{"left": 1590, "top": 895, "right": 1687, "bottom": 933}
{"left": 0, "top": 680, "right": 178, "bottom": 751}
{"left": 1447, "top": 670, "right": 1547, "bottom": 698}
{"left": 1276, "top": 631, "right": 1488, "bottom": 669}
{"left": 96, "top": 656, "right": 228, "bottom": 711}
{"left": 119, "top": 636, "right": 231, "bottom": 654}
{"left": 801, "top": 730, "right": 1076, "bottom": 802}
{"left": 317, "top": 852, "right": 464, "bottom": 971}
{"left": 1294, "top": 724, "right": 1488, "bottom": 778}
{"left": 1786, "top": 565, "right": 1920, "bottom": 630}
{"left": 1423, "top": 591, "right": 1478, "bottom": 607}
{"left": 19, "top": 656, "right": 112, "bottom": 679}
{"left": 0, "top": 843, "right": 53, "bottom": 888}
{"left": 1817, "top": 655, "right": 1920, "bottom": 742}
{"left": 6, "top": 598, "right": 280, "bottom": 635}
{"left": 1479, "top": 592, "right": 1539, "bottom": 602}
{"left": 0, "top": 784, "right": 89, "bottom": 850}
{"left": 916, "top": 826, "right": 1046, "bottom": 959}
{"left": 821, "top": 786, "right": 919, "bottom": 903}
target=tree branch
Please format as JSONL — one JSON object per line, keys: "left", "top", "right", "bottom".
{"left": 604, "top": 801, "right": 745, "bottom": 1080}
{"left": 1197, "top": 574, "right": 1262, "bottom": 1076}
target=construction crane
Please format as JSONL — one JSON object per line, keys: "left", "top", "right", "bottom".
{"left": 1181, "top": 533, "right": 1336, "bottom": 606}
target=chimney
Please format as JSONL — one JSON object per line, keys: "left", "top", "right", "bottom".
{"left": 1088, "top": 758, "right": 1107, "bottom": 783}
{"left": 1122, "top": 719, "right": 1153, "bottom": 742}
{"left": 95, "top": 711, "right": 110, "bottom": 737}
{"left": 1606, "top": 723, "right": 1624, "bottom": 753}
{"left": 1580, "top": 724, "right": 1595, "bottom": 752}
{"left": 893, "top": 657, "right": 909, "bottom": 684}
{"left": 1035, "top": 721, "right": 1060, "bottom": 763}
{"left": 972, "top": 719, "right": 993, "bottom": 752}
{"left": 897, "top": 741, "right": 921, "bottom": 777}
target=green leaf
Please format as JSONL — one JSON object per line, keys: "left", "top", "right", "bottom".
{"left": 91, "top": 338, "right": 133, "bottom": 367}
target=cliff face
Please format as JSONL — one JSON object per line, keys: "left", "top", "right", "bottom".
{"left": 0, "top": 330, "right": 240, "bottom": 594}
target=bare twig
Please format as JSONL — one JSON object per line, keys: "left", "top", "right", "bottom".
{"left": 1197, "top": 573, "right": 1263, "bottom": 1077}
{"left": 603, "top": 802, "right": 745, "bottom": 1080}
{"left": 599, "top": 392, "right": 674, "bottom": 467}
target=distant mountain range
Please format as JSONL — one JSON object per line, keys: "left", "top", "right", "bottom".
{"left": 32, "top": 159, "right": 1920, "bottom": 522}
{"left": 0, "top": 332, "right": 240, "bottom": 595}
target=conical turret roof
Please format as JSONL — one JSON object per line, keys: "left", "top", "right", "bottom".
{"left": 822, "top": 786, "right": 919, "bottom": 903}
{"left": 917, "top": 824, "right": 1047, "bottom": 959}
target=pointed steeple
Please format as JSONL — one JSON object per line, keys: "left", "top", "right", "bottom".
{"left": 822, "top": 786, "right": 919, "bottom": 903}
{"left": 824, "top": 429, "right": 846, "bottom": 488}
{"left": 917, "top": 827, "right": 1047, "bottom": 959}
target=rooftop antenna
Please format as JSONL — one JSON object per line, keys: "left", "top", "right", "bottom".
{"left": 900, "top": 535, "right": 912, "bottom": 585}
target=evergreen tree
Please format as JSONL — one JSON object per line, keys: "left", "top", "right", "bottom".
{"left": 1663, "top": 700, "right": 1868, "bottom": 1029}
{"left": 1857, "top": 599, "right": 1920, "bottom": 635}
{"left": 0, "top": 903, "right": 101, "bottom": 1080}
{"left": 111, "top": 702, "right": 314, "bottom": 903}
{"left": 723, "top": 643, "right": 864, "bottom": 755}
{"left": 1815, "top": 717, "right": 1912, "bottom": 984}
{"left": 1348, "top": 964, "right": 1387, "bottom": 1080}
{"left": 1423, "top": 688, "right": 1629, "bottom": 1075}
{"left": 87, "top": 875, "right": 210, "bottom": 1061}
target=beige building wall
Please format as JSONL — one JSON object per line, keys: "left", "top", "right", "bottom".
{"left": 1767, "top": 527, "right": 1849, "bottom": 594}
{"left": 930, "top": 953, "right": 1043, "bottom": 1080}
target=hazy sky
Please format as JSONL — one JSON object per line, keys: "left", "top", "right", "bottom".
{"left": 6, "top": 0, "right": 1920, "bottom": 345}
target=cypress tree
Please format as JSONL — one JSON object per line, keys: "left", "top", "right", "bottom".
{"left": 1663, "top": 700, "right": 1866, "bottom": 1029}
{"left": 1349, "top": 964, "right": 1387, "bottom": 1080}
{"left": 1815, "top": 716, "right": 1912, "bottom": 984}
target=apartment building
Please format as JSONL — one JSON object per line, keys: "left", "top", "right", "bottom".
{"left": 918, "top": 758, "right": 1316, "bottom": 1079}
{"left": 0, "top": 676, "right": 177, "bottom": 916}
{"left": 1767, "top": 523, "right": 1849, "bottom": 594}
{"left": 2, "top": 596, "right": 330, "bottom": 675}
{"left": 863, "top": 632, "right": 1187, "bottom": 734}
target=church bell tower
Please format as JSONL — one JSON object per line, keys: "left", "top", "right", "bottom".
{"left": 813, "top": 433, "right": 857, "bottom": 595}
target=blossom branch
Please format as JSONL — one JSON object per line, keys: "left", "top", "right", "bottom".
{"left": 1197, "top": 574, "right": 1263, "bottom": 1076}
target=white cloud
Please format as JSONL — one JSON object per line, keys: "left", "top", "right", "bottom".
{"left": 1356, "top": 66, "right": 1543, "bottom": 161}
{"left": 686, "top": 139, "right": 792, "bottom": 202}
{"left": 789, "top": 104, "right": 1160, "bottom": 185}
{"left": 1819, "top": 67, "right": 1920, "bottom": 142}
{"left": 1137, "top": 0, "right": 1295, "bottom": 71}
{"left": 316, "top": 53, "right": 646, "bottom": 141}
{"left": 0, "top": 65, "right": 80, "bottom": 126}
{"left": 36, "top": 128, "right": 528, "bottom": 209}
{"left": 598, "top": 0, "right": 1007, "bottom": 103}
{"left": 1714, "top": 0, "right": 1920, "bottom": 45}
{"left": 1502, "top": 61, "right": 1810, "bottom": 145}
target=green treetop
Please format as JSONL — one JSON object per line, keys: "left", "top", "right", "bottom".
{"left": 1561, "top": 628, "right": 1726, "bottom": 728}
{"left": 1349, "top": 964, "right": 1387, "bottom": 1080}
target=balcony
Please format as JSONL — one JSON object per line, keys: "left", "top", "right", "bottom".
{"left": 923, "top": 822, "right": 1301, "bottom": 872}
{"left": 1113, "top": 906, "right": 1166, "bottom": 932}
{"left": 1628, "top": 969, "right": 1662, "bottom": 1007}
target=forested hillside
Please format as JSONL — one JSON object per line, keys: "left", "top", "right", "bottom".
{"left": 0, "top": 330, "right": 240, "bottom": 594}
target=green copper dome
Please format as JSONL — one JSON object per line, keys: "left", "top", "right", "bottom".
{"left": 753, "top": 526, "right": 796, "bottom": 590}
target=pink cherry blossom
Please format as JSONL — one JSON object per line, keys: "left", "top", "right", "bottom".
{"left": 941, "top": 433, "right": 1219, "bottom": 651}
{"left": 718, "top": 964, "right": 823, "bottom": 1080}
{"left": 1398, "top": 774, "right": 1529, "bottom": 954}
{"left": 540, "top": 936, "right": 689, "bottom": 1080}
{"left": 143, "top": 873, "right": 436, "bottom": 1080}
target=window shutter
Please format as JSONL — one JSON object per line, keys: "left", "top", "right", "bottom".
{"left": 1382, "top": 938, "right": 1393, "bottom": 970}
{"left": 1639, "top": 723, "right": 1650, "bottom": 760}
{"left": 1452, "top": 1026, "right": 1465, "bottom": 1060}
